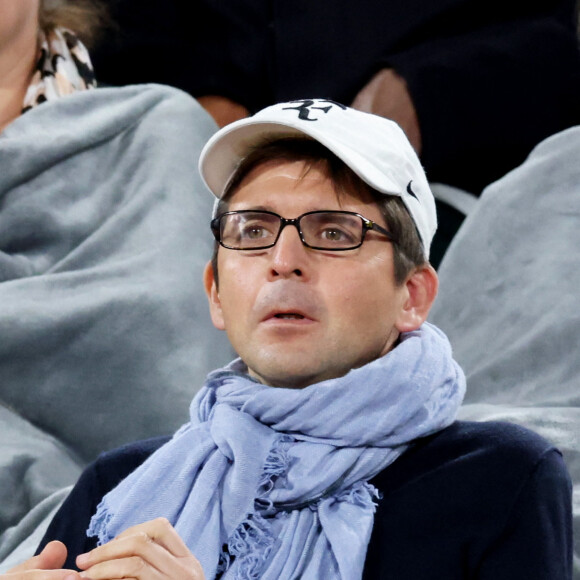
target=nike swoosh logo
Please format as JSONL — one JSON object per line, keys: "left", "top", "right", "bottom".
{"left": 407, "top": 180, "right": 418, "bottom": 200}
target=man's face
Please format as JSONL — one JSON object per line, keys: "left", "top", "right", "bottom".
{"left": 204, "top": 159, "right": 414, "bottom": 389}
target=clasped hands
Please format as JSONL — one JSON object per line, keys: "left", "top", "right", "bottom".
{"left": 4, "top": 519, "right": 205, "bottom": 580}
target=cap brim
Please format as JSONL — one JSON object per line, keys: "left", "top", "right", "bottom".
{"left": 200, "top": 122, "right": 305, "bottom": 196}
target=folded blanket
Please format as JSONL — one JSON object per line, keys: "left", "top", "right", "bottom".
{"left": 430, "top": 125, "right": 580, "bottom": 575}
{"left": 0, "top": 84, "right": 233, "bottom": 479}
{"left": 0, "top": 404, "right": 81, "bottom": 541}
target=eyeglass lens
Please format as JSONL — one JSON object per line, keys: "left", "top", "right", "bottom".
{"left": 219, "top": 211, "right": 365, "bottom": 250}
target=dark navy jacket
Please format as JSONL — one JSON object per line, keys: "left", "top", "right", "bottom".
{"left": 38, "top": 421, "right": 572, "bottom": 578}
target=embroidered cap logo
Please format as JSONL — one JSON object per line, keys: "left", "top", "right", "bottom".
{"left": 281, "top": 99, "right": 347, "bottom": 121}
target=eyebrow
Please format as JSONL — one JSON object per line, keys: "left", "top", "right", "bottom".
{"left": 227, "top": 204, "right": 272, "bottom": 212}
{"left": 225, "top": 205, "right": 346, "bottom": 215}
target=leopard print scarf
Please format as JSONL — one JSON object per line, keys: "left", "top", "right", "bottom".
{"left": 22, "top": 28, "right": 95, "bottom": 112}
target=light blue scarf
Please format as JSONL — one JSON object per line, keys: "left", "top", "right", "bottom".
{"left": 88, "top": 322, "right": 465, "bottom": 579}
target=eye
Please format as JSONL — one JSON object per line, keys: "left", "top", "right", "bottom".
{"left": 220, "top": 212, "right": 280, "bottom": 248}
{"left": 302, "top": 213, "right": 362, "bottom": 247}
{"left": 321, "top": 227, "right": 350, "bottom": 242}
{"left": 241, "top": 222, "right": 271, "bottom": 239}
{"left": 315, "top": 221, "right": 359, "bottom": 245}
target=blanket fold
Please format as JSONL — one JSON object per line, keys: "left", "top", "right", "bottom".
{"left": 0, "top": 84, "right": 233, "bottom": 466}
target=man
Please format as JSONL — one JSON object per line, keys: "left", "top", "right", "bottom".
{"left": 5, "top": 99, "right": 572, "bottom": 579}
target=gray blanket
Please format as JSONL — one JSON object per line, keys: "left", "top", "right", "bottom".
{"left": 0, "top": 84, "right": 234, "bottom": 554}
{"left": 430, "top": 126, "right": 580, "bottom": 574}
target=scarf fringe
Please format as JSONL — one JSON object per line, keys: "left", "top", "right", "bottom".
{"left": 336, "top": 481, "right": 381, "bottom": 511}
{"left": 219, "top": 512, "right": 277, "bottom": 579}
{"left": 87, "top": 500, "right": 114, "bottom": 546}
{"left": 258, "top": 434, "right": 292, "bottom": 495}
{"left": 219, "top": 435, "right": 291, "bottom": 578}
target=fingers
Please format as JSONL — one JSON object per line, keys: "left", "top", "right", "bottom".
{"left": 77, "top": 519, "right": 204, "bottom": 580}
{"left": 115, "top": 518, "right": 192, "bottom": 559}
{"left": 78, "top": 529, "right": 173, "bottom": 577}
{"left": 3, "top": 571, "right": 80, "bottom": 580}
{"left": 35, "top": 542, "right": 69, "bottom": 571}
{"left": 7, "top": 542, "right": 69, "bottom": 574}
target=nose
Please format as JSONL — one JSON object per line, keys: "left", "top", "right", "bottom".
{"left": 269, "top": 222, "right": 307, "bottom": 279}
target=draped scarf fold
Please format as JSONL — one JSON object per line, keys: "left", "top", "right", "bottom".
{"left": 22, "top": 27, "right": 95, "bottom": 113}
{"left": 88, "top": 322, "right": 465, "bottom": 579}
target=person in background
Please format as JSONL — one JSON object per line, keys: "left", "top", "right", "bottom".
{"left": 4, "top": 99, "right": 573, "bottom": 580}
{"left": 89, "top": 0, "right": 580, "bottom": 265}
{"left": 0, "top": 0, "right": 232, "bottom": 550}
{"left": 0, "top": 0, "right": 108, "bottom": 132}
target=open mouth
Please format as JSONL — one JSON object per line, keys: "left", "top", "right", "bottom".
{"left": 274, "top": 313, "right": 305, "bottom": 320}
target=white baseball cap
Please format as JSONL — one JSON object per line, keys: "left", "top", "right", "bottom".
{"left": 199, "top": 98, "right": 437, "bottom": 258}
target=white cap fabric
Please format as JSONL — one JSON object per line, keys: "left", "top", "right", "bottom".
{"left": 199, "top": 98, "right": 437, "bottom": 258}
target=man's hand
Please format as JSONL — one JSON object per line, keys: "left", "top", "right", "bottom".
{"left": 3, "top": 541, "right": 80, "bottom": 580}
{"left": 351, "top": 68, "right": 422, "bottom": 154}
{"left": 76, "top": 518, "right": 205, "bottom": 580}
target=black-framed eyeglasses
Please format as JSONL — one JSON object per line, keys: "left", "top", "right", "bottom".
{"left": 210, "top": 210, "right": 397, "bottom": 251}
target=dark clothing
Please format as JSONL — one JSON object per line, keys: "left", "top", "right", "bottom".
{"left": 93, "top": 0, "right": 580, "bottom": 194}
{"left": 37, "top": 421, "right": 573, "bottom": 578}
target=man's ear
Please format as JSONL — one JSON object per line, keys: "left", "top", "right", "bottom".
{"left": 395, "top": 264, "right": 438, "bottom": 333}
{"left": 203, "top": 261, "right": 226, "bottom": 330}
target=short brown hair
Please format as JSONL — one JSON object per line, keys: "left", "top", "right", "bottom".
{"left": 210, "top": 138, "right": 427, "bottom": 286}
{"left": 39, "top": 0, "right": 111, "bottom": 49}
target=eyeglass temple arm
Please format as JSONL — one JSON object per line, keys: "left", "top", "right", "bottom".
{"left": 364, "top": 219, "right": 397, "bottom": 242}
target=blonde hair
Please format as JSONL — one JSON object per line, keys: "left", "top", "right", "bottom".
{"left": 38, "top": 0, "right": 111, "bottom": 49}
